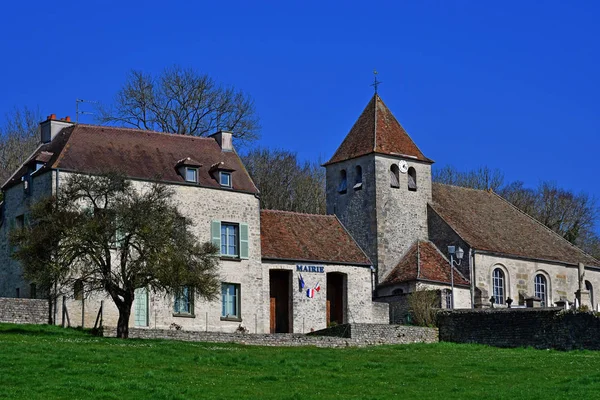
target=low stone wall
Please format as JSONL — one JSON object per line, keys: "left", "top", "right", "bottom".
{"left": 104, "top": 323, "right": 438, "bottom": 347}
{"left": 0, "top": 297, "right": 48, "bottom": 324}
{"left": 438, "top": 308, "right": 600, "bottom": 350}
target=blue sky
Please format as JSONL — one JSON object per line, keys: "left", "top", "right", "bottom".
{"left": 1, "top": 1, "right": 599, "bottom": 229}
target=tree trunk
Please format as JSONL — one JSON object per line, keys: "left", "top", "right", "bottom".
{"left": 116, "top": 302, "right": 132, "bottom": 339}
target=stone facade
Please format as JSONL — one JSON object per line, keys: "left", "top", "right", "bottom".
{"left": 438, "top": 308, "right": 600, "bottom": 350}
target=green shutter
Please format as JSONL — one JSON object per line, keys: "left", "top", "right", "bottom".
{"left": 211, "top": 221, "right": 221, "bottom": 253}
{"left": 239, "top": 223, "right": 249, "bottom": 259}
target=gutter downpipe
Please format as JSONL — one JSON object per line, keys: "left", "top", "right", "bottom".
{"left": 470, "top": 248, "right": 475, "bottom": 308}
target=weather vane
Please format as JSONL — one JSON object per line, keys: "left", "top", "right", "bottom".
{"left": 371, "top": 70, "right": 382, "bottom": 94}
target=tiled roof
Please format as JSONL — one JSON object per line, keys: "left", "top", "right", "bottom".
{"left": 324, "top": 94, "right": 432, "bottom": 165}
{"left": 430, "top": 183, "right": 600, "bottom": 267}
{"left": 382, "top": 240, "right": 469, "bottom": 286}
{"left": 260, "top": 210, "right": 371, "bottom": 266}
{"left": 2, "top": 124, "right": 258, "bottom": 194}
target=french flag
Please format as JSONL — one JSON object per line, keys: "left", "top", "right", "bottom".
{"left": 299, "top": 274, "right": 305, "bottom": 291}
{"left": 306, "top": 288, "right": 315, "bottom": 298}
{"left": 314, "top": 282, "right": 321, "bottom": 292}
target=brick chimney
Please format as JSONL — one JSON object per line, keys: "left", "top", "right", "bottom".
{"left": 210, "top": 130, "right": 233, "bottom": 152}
{"left": 40, "top": 114, "right": 74, "bottom": 143}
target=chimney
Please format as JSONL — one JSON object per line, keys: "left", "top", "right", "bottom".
{"left": 40, "top": 114, "right": 75, "bottom": 143}
{"left": 210, "top": 130, "right": 233, "bottom": 152}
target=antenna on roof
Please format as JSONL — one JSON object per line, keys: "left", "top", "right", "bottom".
{"left": 371, "top": 70, "right": 382, "bottom": 94}
{"left": 75, "top": 98, "right": 98, "bottom": 123}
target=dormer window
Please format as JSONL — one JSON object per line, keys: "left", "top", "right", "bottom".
{"left": 35, "top": 162, "right": 44, "bottom": 172}
{"left": 220, "top": 171, "right": 232, "bottom": 188}
{"left": 185, "top": 167, "right": 198, "bottom": 183}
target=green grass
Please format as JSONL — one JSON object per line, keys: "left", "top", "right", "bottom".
{"left": 1, "top": 324, "right": 600, "bottom": 399}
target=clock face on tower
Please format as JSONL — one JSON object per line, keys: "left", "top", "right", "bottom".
{"left": 398, "top": 160, "right": 409, "bottom": 174}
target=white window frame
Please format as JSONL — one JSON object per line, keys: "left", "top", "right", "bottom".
{"left": 221, "top": 223, "right": 239, "bottom": 257}
{"left": 534, "top": 274, "right": 547, "bottom": 307}
{"left": 173, "top": 286, "right": 194, "bottom": 315}
{"left": 219, "top": 171, "right": 232, "bottom": 187}
{"left": 492, "top": 268, "right": 505, "bottom": 305}
{"left": 185, "top": 167, "right": 198, "bottom": 183}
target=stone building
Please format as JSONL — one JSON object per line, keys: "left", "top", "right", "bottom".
{"left": 1, "top": 94, "right": 599, "bottom": 333}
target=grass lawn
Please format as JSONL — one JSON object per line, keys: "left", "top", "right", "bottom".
{"left": 1, "top": 324, "right": 600, "bottom": 399}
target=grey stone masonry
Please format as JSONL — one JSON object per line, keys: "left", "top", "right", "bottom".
{"left": 104, "top": 323, "right": 437, "bottom": 347}
{"left": 0, "top": 297, "right": 48, "bottom": 324}
{"left": 438, "top": 308, "right": 600, "bottom": 350}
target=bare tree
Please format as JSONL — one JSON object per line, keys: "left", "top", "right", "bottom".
{"left": 242, "top": 148, "right": 325, "bottom": 214}
{"left": 0, "top": 107, "right": 41, "bottom": 187}
{"left": 98, "top": 66, "right": 260, "bottom": 145}
{"left": 433, "top": 165, "right": 505, "bottom": 191}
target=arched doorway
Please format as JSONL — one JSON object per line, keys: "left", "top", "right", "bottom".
{"left": 326, "top": 272, "right": 347, "bottom": 326}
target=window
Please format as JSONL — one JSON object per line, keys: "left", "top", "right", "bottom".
{"left": 174, "top": 286, "right": 194, "bottom": 315}
{"left": 74, "top": 280, "right": 83, "bottom": 301}
{"left": 492, "top": 268, "right": 505, "bottom": 305}
{"left": 220, "top": 171, "right": 232, "bottom": 187}
{"left": 185, "top": 167, "right": 197, "bottom": 183}
{"left": 354, "top": 165, "right": 363, "bottom": 190}
{"left": 390, "top": 164, "right": 400, "bottom": 188}
{"left": 586, "top": 281, "right": 594, "bottom": 308}
{"left": 221, "top": 223, "right": 239, "bottom": 257}
{"left": 408, "top": 167, "right": 417, "bottom": 191}
{"left": 534, "top": 274, "right": 547, "bottom": 307}
{"left": 211, "top": 221, "right": 249, "bottom": 259}
{"left": 338, "top": 170, "right": 347, "bottom": 194}
{"left": 444, "top": 289, "right": 452, "bottom": 309}
{"left": 221, "top": 283, "right": 241, "bottom": 320}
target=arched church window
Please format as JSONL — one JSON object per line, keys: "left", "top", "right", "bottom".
{"left": 390, "top": 164, "right": 400, "bottom": 188}
{"left": 586, "top": 280, "right": 594, "bottom": 309}
{"left": 408, "top": 167, "right": 417, "bottom": 191}
{"left": 534, "top": 274, "right": 547, "bottom": 307}
{"left": 354, "top": 165, "right": 363, "bottom": 190}
{"left": 492, "top": 268, "right": 505, "bottom": 305}
{"left": 338, "top": 169, "right": 347, "bottom": 194}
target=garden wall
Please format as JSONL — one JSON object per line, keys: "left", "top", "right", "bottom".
{"left": 0, "top": 297, "right": 48, "bottom": 324}
{"left": 104, "top": 323, "right": 438, "bottom": 347}
{"left": 438, "top": 308, "right": 600, "bottom": 350}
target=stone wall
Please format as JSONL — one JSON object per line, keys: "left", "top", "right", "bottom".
{"left": 104, "top": 323, "right": 437, "bottom": 347}
{"left": 0, "top": 297, "right": 48, "bottom": 324}
{"left": 438, "top": 308, "right": 600, "bottom": 350}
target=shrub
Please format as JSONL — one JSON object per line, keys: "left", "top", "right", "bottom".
{"left": 408, "top": 290, "right": 439, "bottom": 327}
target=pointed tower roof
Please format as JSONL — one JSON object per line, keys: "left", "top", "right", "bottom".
{"left": 324, "top": 94, "right": 432, "bottom": 165}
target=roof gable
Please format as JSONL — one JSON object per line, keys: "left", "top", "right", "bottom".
{"left": 325, "top": 94, "right": 432, "bottom": 165}
{"left": 382, "top": 240, "right": 469, "bottom": 286}
{"left": 430, "top": 183, "right": 600, "bottom": 267}
{"left": 260, "top": 210, "right": 371, "bottom": 266}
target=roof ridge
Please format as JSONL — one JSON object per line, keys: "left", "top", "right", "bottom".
{"left": 432, "top": 182, "right": 491, "bottom": 193}
{"left": 76, "top": 123, "right": 218, "bottom": 142}
{"left": 489, "top": 190, "right": 600, "bottom": 266}
{"left": 373, "top": 94, "right": 378, "bottom": 153}
{"left": 260, "top": 209, "right": 336, "bottom": 218}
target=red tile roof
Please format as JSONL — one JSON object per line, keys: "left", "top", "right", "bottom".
{"left": 260, "top": 210, "right": 371, "bottom": 266}
{"left": 382, "top": 240, "right": 469, "bottom": 286}
{"left": 2, "top": 124, "right": 258, "bottom": 194}
{"left": 431, "top": 183, "right": 600, "bottom": 267}
{"left": 324, "top": 94, "right": 432, "bottom": 165}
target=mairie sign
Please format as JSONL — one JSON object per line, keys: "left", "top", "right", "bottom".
{"left": 296, "top": 265, "right": 324, "bottom": 273}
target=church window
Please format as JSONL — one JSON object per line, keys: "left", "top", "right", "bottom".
{"left": 408, "top": 167, "right": 417, "bottom": 191}
{"left": 390, "top": 164, "right": 400, "bottom": 188}
{"left": 338, "top": 170, "right": 347, "bottom": 194}
{"left": 586, "top": 281, "right": 594, "bottom": 308}
{"left": 492, "top": 268, "right": 505, "bottom": 305}
{"left": 534, "top": 274, "right": 547, "bottom": 307}
{"left": 354, "top": 165, "right": 363, "bottom": 190}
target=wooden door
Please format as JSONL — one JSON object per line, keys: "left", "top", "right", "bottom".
{"left": 270, "top": 297, "right": 276, "bottom": 334}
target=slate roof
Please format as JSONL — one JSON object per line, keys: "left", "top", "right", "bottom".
{"left": 260, "top": 210, "right": 371, "bottom": 266}
{"left": 324, "top": 94, "right": 433, "bottom": 165}
{"left": 430, "top": 183, "right": 600, "bottom": 267}
{"left": 2, "top": 124, "right": 258, "bottom": 194}
{"left": 382, "top": 240, "right": 469, "bottom": 286}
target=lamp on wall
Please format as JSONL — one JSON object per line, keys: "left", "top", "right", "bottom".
{"left": 447, "top": 246, "right": 464, "bottom": 309}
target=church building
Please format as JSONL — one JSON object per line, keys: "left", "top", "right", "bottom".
{"left": 0, "top": 94, "right": 599, "bottom": 333}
